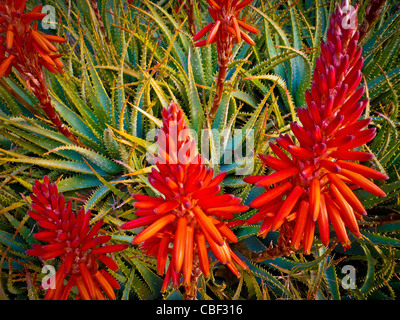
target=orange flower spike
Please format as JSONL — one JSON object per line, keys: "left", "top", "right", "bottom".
{"left": 243, "top": 1, "right": 387, "bottom": 253}
{"left": 240, "top": 30, "right": 256, "bottom": 46}
{"left": 330, "top": 184, "right": 360, "bottom": 236}
{"left": 317, "top": 195, "right": 330, "bottom": 247}
{"left": 0, "top": 55, "right": 15, "bottom": 77}
{"left": 327, "top": 173, "right": 367, "bottom": 215}
{"left": 157, "top": 234, "right": 171, "bottom": 275}
{"left": 309, "top": 178, "right": 321, "bottom": 221}
{"left": 133, "top": 214, "right": 176, "bottom": 244}
{"left": 302, "top": 214, "right": 316, "bottom": 255}
{"left": 192, "top": 206, "right": 224, "bottom": 246}
{"left": 192, "top": 0, "right": 258, "bottom": 119}
{"left": 93, "top": 271, "right": 116, "bottom": 300}
{"left": 325, "top": 194, "right": 351, "bottom": 248}
{"left": 291, "top": 201, "right": 309, "bottom": 250}
{"left": 6, "top": 24, "right": 14, "bottom": 49}
{"left": 336, "top": 160, "right": 389, "bottom": 180}
{"left": 249, "top": 181, "right": 292, "bottom": 208}
{"left": 339, "top": 168, "right": 386, "bottom": 197}
{"left": 182, "top": 225, "right": 194, "bottom": 286}
{"left": 79, "top": 263, "right": 96, "bottom": 299}
{"left": 272, "top": 185, "right": 304, "bottom": 231}
{"left": 173, "top": 217, "right": 188, "bottom": 273}
{"left": 195, "top": 232, "right": 210, "bottom": 278}
{"left": 122, "top": 101, "right": 247, "bottom": 293}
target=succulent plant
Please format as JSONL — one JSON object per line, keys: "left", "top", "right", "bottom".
{"left": 0, "top": 0, "right": 399, "bottom": 301}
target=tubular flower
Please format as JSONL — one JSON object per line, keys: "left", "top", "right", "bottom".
{"left": 121, "top": 101, "right": 248, "bottom": 295}
{"left": 193, "top": 0, "right": 259, "bottom": 119}
{"left": 244, "top": 1, "right": 388, "bottom": 254}
{"left": 0, "top": 0, "right": 83, "bottom": 146}
{"left": 26, "top": 176, "right": 128, "bottom": 300}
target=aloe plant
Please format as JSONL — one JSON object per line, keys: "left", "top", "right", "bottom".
{"left": 0, "top": 0, "right": 400, "bottom": 301}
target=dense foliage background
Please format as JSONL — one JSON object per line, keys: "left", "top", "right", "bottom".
{"left": 0, "top": 0, "right": 400, "bottom": 300}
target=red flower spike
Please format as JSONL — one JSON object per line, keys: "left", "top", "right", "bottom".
{"left": 121, "top": 101, "right": 248, "bottom": 295}
{"left": 26, "top": 176, "right": 127, "bottom": 300}
{"left": 244, "top": 1, "right": 388, "bottom": 253}
{"left": 193, "top": 0, "right": 259, "bottom": 120}
{"left": 0, "top": 0, "right": 84, "bottom": 146}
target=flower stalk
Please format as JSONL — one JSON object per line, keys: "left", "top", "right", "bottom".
{"left": 359, "top": 0, "right": 387, "bottom": 42}
{"left": 193, "top": 0, "right": 259, "bottom": 121}
{"left": 0, "top": 0, "right": 84, "bottom": 146}
{"left": 176, "top": 0, "right": 197, "bottom": 36}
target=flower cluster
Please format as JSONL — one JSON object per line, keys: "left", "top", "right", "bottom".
{"left": 244, "top": 1, "right": 388, "bottom": 254}
{"left": 193, "top": 0, "right": 259, "bottom": 47}
{"left": 0, "top": 0, "right": 83, "bottom": 146}
{"left": 0, "top": 1, "right": 65, "bottom": 79}
{"left": 0, "top": 0, "right": 66, "bottom": 74}
{"left": 192, "top": 0, "right": 259, "bottom": 119}
{"left": 121, "top": 101, "right": 248, "bottom": 295}
{"left": 26, "top": 176, "right": 128, "bottom": 300}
